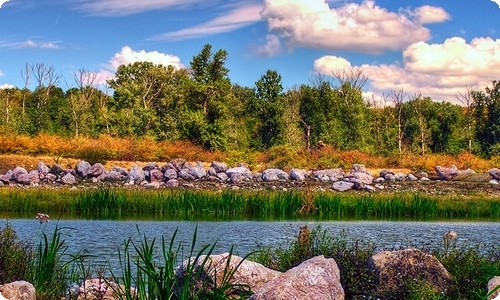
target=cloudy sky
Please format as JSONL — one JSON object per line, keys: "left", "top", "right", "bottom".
{"left": 1, "top": 0, "right": 500, "bottom": 104}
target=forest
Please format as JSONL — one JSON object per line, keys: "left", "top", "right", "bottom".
{"left": 1, "top": 44, "right": 500, "bottom": 159}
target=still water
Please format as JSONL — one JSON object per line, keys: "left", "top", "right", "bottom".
{"left": 3, "top": 218, "right": 500, "bottom": 269}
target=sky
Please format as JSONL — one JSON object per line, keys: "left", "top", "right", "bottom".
{"left": 1, "top": 0, "right": 500, "bottom": 105}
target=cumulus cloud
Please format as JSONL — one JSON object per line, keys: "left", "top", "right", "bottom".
{"left": 0, "top": 83, "right": 16, "bottom": 89}
{"left": 99, "top": 46, "right": 185, "bottom": 82}
{"left": 411, "top": 5, "right": 450, "bottom": 24}
{"left": 313, "top": 36, "right": 500, "bottom": 104}
{"left": 150, "top": 3, "right": 262, "bottom": 41}
{"left": 0, "top": 0, "right": 8, "bottom": 8}
{"left": 253, "top": 34, "right": 283, "bottom": 57}
{"left": 260, "top": 0, "right": 448, "bottom": 54}
{"left": 77, "top": 0, "right": 201, "bottom": 16}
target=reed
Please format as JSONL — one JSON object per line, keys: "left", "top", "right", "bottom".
{"left": 0, "top": 188, "right": 499, "bottom": 220}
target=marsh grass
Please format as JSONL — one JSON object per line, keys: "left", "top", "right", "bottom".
{"left": 1, "top": 188, "right": 500, "bottom": 220}
{"left": 0, "top": 224, "right": 31, "bottom": 283}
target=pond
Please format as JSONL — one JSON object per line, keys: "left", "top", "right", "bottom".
{"left": 4, "top": 217, "right": 500, "bottom": 270}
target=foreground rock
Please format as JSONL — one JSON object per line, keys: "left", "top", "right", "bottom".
{"left": 177, "top": 253, "right": 281, "bottom": 298}
{"left": 368, "top": 248, "right": 454, "bottom": 296}
{"left": 488, "top": 276, "right": 500, "bottom": 300}
{"left": 77, "top": 278, "right": 137, "bottom": 300}
{"left": 249, "top": 255, "right": 344, "bottom": 300}
{"left": 0, "top": 281, "right": 36, "bottom": 300}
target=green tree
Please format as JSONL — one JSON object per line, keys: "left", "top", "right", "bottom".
{"left": 252, "top": 70, "right": 285, "bottom": 149}
{"left": 472, "top": 80, "right": 500, "bottom": 156}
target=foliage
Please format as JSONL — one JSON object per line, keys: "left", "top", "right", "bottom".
{"left": 0, "top": 224, "right": 31, "bottom": 283}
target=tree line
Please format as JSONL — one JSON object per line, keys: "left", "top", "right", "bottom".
{"left": 1, "top": 44, "right": 500, "bottom": 157}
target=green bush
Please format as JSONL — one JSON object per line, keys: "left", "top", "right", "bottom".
{"left": 0, "top": 224, "right": 31, "bottom": 284}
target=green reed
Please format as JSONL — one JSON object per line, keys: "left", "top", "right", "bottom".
{"left": 0, "top": 188, "right": 499, "bottom": 220}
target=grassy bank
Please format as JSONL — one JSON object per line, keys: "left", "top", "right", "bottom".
{"left": 0, "top": 188, "right": 499, "bottom": 220}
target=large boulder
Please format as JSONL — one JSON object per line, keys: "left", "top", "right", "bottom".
{"left": 37, "top": 162, "right": 50, "bottom": 175}
{"left": 75, "top": 160, "right": 92, "bottom": 178}
{"left": 89, "top": 163, "right": 106, "bottom": 178}
{"left": 488, "top": 168, "right": 500, "bottom": 181}
{"left": 177, "top": 253, "right": 282, "bottom": 298}
{"left": 332, "top": 181, "right": 355, "bottom": 192}
{"left": 16, "top": 170, "right": 39, "bottom": 185}
{"left": 368, "top": 248, "right": 453, "bottom": 297}
{"left": 313, "top": 168, "right": 345, "bottom": 182}
{"left": 210, "top": 161, "right": 228, "bottom": 173}
{"left": 163, "top": 168, "right": 178, "bottom": 180}
{"left": 250, "top": 255, "right": 344, "bottom": 300}
{"left": 61, "top": 173, "right": 76, "bottom": 185}
{"left": 262, "top": 169, "right": 289, "bottom": 181}
{"left": 488, "top": 276, "right": 500, "bottom": 300}
{"left": 149, "top": 168, "right": 164, "bottom": 183}
{"left": 49, "top": 164, "right": 66, "bottom": 176}
{"left": 127, "top": 165, "right": 145, "bottom": 184}
{"left": 290, "top": 168, "right": 307, "bottom": 181}
{"left": 435, "top": 165, "right": 459, "bottom": 181}
{"left": 184, "top": 162, "right": 207, "bottom": 179}
{"left": 12, "top": 167, "right": 28, "bottom": 181}
{"left": 0, "top": 280, "right": 36, "bottom": 300}
{"left": 226, "top": 166, "right": 252, "bottom": 184}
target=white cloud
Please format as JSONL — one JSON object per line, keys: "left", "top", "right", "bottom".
{"left": 77, "top": 0, "right": 202, "bottom": 16}
{"left": 253, "top": 34, "right": 282, "bottom": 57}
{"left": 313, "top": 36, "right": 500, "bottom": 104}
{"left": 99, "top": 46, "right": 185, "bottom": 83}
{"left": 150, "top": 3, "right": 262, "bottom": 41}
{"left": 492, "top": 0, "right": 500, "bottom": 8}
{"left": 0, "top": 0, "right": 8, "bottom": 8}
{"left": 260, "top": 0, "right": 448, "bottom": 54}
{"left": 411, "top": 5, "right": 450, "bottom": 24}
{"left": 0, "top": 39, "right": 61, "bottom": 49}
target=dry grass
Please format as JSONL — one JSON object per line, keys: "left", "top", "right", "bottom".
{"left": 0, "top": 134, "right": 496, "bottom": 174}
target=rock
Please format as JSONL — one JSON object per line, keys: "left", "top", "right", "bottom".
{"left": 379, "top": 170, "right": 394, "bottom": 178}
{"left": 313, "top": 168, "right": 345, "bottom": 182}
{"left": 49, "top": 164, "right": 66, "bottom": 176}
{"left": 145, "top": 182, "right": 161, "bottom": 189}
{"left": 61, "top": 173, "right": 76, "bottom": 185}
{"left": 290, "top": 168, "right": 307, "bottom": 181}
{"left": 89, "top": 163, "right": 105, "bottom": 178}
{"left": 216, "top": 172, "right": 229, "bottom": 182}
{"left": 127, "top": 165, "right": 145, "bottom": 185}
{"left": 0, "top": 174, "right": 9, "bottom": 184}
{"left": 75, "top": 160, "right": 92, "bottom": 178}
{"left": 351, "top": 164, "right": 370, "bottom": 175}
{"left": 364, "top": 185, "right": 375, "bottom": 192}
{"left": 226, "top": 166, "right": 252, "bottom": 179}
{"left": 104, "top": 170, "right": 126, "bottom": 182}
{"left": 332, "top": 181, "right": 355, "bottom": 192}
{"left": 185, "top": 161, "right": 206, "bottom": 179}
{"left": 111, "top": 166, "right": 128, "bottom": 177}
{"left": 77, "top": 278, "right": 136, "bottom": 300}
{"left": 394, "top": 173, "right": 407, "bottom": 181}
{"left": 384, "top": 174, "right": 396, "bottom": 181}
{"left": 149, "top": 168, "right": 164, "bottom": 183}
{"left": 250, "top": 255, "right": 344, "bottom": 300}
{"left": 142, "top": 162, "right": 159, "bottom": 172}
{"left": 37, "top": 162, "right": 50, "bottom": 175}
{"left": 178, "top": 169, "right": 196, "bottom": 181}
{"left": 487, "top": 276, "right": 500, "bottom": 300}
{"left": 374, "top": 177, "right": 385, "bottom": 183}
{"left": 348, "top": 172, "right": 373, "bottom": 185}
{"left": 167, "top": 158, "right": 186, "bottom": 172}
{"left": 164, "top": 168, "right": 178, "bottom": 180}
{"left": 262, "top": 168, "right": 289, "bottom": 181}
{"left": 0, "top": 280, "right": 36, "bottom": 300}
{"left": 165, "top": 179, "right": 179, "bottom": 188}
{"left": 12, "top": 167, "right": 28, "bottom": 182}
{"left": 488, "top": 168, "right": 500, "bottom": 181}
{"left": 16, "top": 170, "right": 39, "bottom": 185}
{"left": 45, "top": 173, "right": 57, "bottom": 182}
{"left": 178, "top": 253, "right": 281, "bottom": 298}
{"left": 407, "top": 174, "right": 418, "bottom": 181}
{"left": 210, "top": 161, "right": 228, "bottom": 173}
{"left": 207, "top": 167, "right": 217, "bottom": 177}
{"left": 413, "top": 170, "right": 429, "bottom": 179}
{"left": 435, "top": 165, "right": 459, "bottom": 181}
{"left": 368, "top": 248, "right": 453, "bottom": 296}
{"left": 490, "top": 179, "right": 499, "bottom": 185}
{"left": 229, "top": 172, "right": 245, "bottom": 184}
{"left": 420, "top": 177, "right": 430, "bottom": 182}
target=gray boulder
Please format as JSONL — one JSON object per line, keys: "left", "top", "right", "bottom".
{"left": 348, "top": 172, "right": 373, "bottom": 185}
{"left": 49, "top": 164, "right": 66, "bottom": 176}
{"left": 61, "top": 173, "right": 76, "bottom": 185}
{"left": 0, "top": 280, "right": 36, "bottom": 300}
{"left": 488, "top": 168, "right": 500, "bottom": 181}
{"left": 149, "top": 168, "right": 164, "bottom": 183}
{"left": 435, "top": 165, "right": 459, "bottom": 181}
{"left": 142, "top": 162, "right": 159, "bottom": 172}
{"left": 313, "top": 168, "right": 345, "bottom": 182}
{"left": 75, "top": 160, "right": 91, "bottom": 178}
{"left": 165, "top": 179, "right": 179, "bottom": 188}
{"left": 226, "top": 166, "right": 252, "bottom": 179}
{"left": 37, "top": 162, "right": 50, "bottom": 175}
{"left": 89, "top": 163, "right": 105, "bottom": 178}
{"left": 290, "top": 168, "right": 307, "bottom": 181}
{"left": 185, "top": 161, "right": 206, "bottom": 179}
{"left": 12, "top": 167, "right": 28, "bottom": 181}
{"left": 16, "top": 170, "right": 39, "bottom": 185}
{"left": 262, "top": 168, "right": 289, "bottom": 181}
{"left": 127, "top": 165, "right": 145, "bottom": 184}
{"left": 216, "top": 172, "right": 229, "bottom": 182}
{"left": 164, "top": 168, "right": 178, "bottom": 180}
{"left": 250, "top": 255, "right": 344, "bottom": 300}
{"left": 0, "top": 174, "right": 9, "bottom": 184}
{"left": 210, "top": 161, "right": 228, "bottom": 173}
{"left": 332, "top": 181, "right": 355, "bottom": 192}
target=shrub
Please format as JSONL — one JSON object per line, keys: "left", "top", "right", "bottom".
{"left": 0, "top": 224, "right": 31, "bottom": 284}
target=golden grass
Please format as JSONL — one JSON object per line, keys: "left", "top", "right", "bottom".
{"left": 0, "top": 134, "right": 495, "bottom": 174}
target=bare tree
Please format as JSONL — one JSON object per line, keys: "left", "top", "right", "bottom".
{"left": 389, "top": 88, "right": 408, "bottom": 154}
{"left": 68, "top": 69, "right": 100, "bottom": 137}
{"left": 412, "top": 92, "right": 430, "bottom": 155}
{"left": 456, "top": 86, "right": 475, "bottom": 152}
{"left": 20, "top": 63, "right": 31, "bottom": 114}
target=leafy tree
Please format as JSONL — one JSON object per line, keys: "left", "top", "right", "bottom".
{"left": 472, "top": 80, "right": 500, "bottom": 156}
{"left": 251, "top": 70, "right": 285, "bottom": 149}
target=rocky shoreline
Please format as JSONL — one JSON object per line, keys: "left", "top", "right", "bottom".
{"left": 1, "top": 159, "right": 500, "bottom": 195}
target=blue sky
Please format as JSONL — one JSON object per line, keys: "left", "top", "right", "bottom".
{"left": 1, "top": 0, "right": 500, "bottom": 104}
